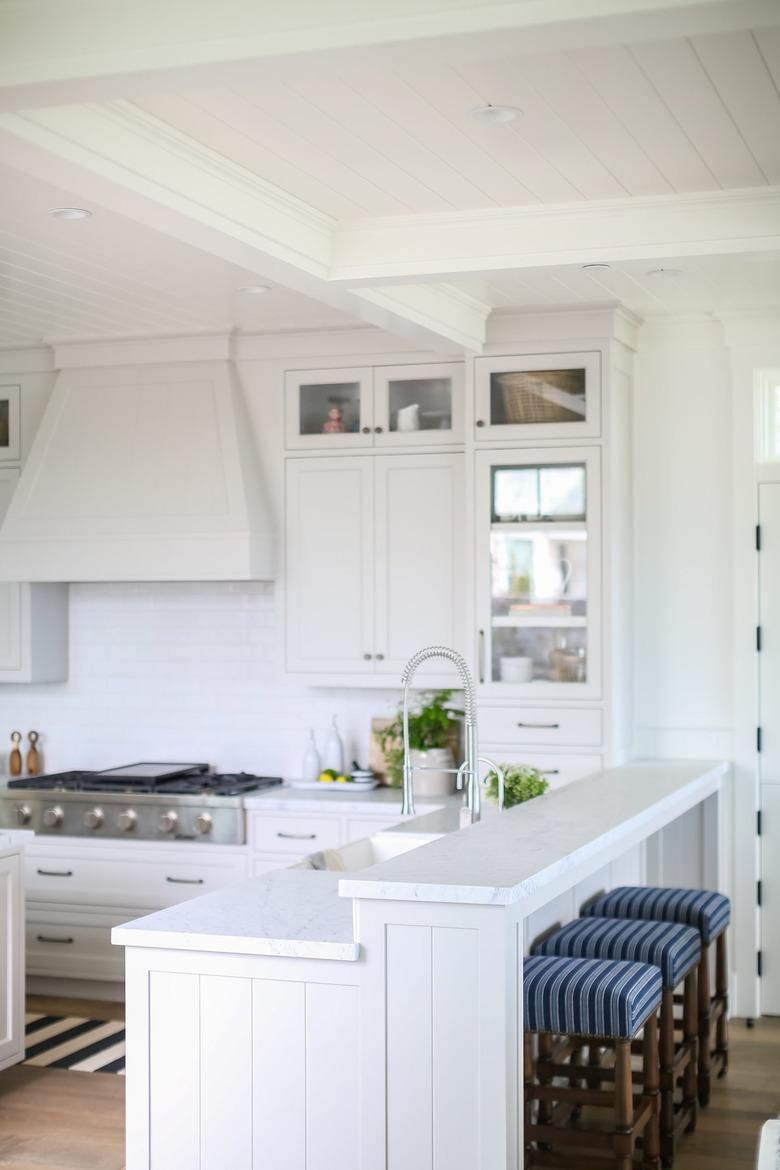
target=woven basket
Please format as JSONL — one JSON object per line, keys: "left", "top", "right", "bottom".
{"left": 495, "top": 370, "right": 584, "bottom": 425}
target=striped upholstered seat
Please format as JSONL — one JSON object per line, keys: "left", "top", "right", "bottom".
{"left": 524, "top": 954, "right": 662, "bottom": 1039}
{"left": 583, "top": 886, "right": 730, "bottom": 945}
{"left": 533, "top": 916, "right": 701, "bottom": 989}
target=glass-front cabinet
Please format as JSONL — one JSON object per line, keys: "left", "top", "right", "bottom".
{"left": 476, "top": 447, "right": 601, "bottom": 698}
{"left": 474, "top": 351, "right": 600, "bottom": 441}
{"left": 285, "top": 363, "right": 463, "bottom": 450}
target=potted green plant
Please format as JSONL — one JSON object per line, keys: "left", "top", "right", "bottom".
{"left": 485, "top": 763, "right": 549, "bottom": 809}
{"left": 376, "top": 690, "right": 462, "bottom": 796}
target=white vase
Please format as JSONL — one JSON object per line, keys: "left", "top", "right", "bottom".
{"left": 323, "top": 716, "right": 344, "bottom": 773}
{"left": 410, "top": 746, "right": 455, "bottom": 797}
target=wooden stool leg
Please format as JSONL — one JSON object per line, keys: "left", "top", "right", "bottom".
{"left": 588, "top": 1041, "right": 603, "bottom": 1090}
{"left": 643, "top": 1013, "right": 662, "bottom": 1170}
{"left": 659, "top": 989, "right": 675, "bottom": 1168}
{"left": 697, "top": 947, "right": 712, "bottom": 1106}
{"left": 537, "top": 1032, "right": 554, "bottom": 1138}
{"left": 524, "top": 1033, "right": 535, "bottom": 1161}
{"left": 715, "top": 931, "right": 729, "bottom": 1076}
{"left": 615, "top": 1038, "right": 634, "bottom": 1170}
{"left": 682, "top": 969, "right": 698, "bottom": 1132}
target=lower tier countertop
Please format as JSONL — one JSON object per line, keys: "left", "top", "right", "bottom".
{"left": 112, "top": 760, "right": 728, "bottom": 961}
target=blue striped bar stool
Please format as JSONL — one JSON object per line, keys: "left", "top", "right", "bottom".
{"left": 583, "top": 887, "right": 730, "bottom": 1106}
{"left": 533, "top": 917, "right": 700, "bottom": 1168}
{"left": 524, "top": 955, "right": 662, "bottom": 1170}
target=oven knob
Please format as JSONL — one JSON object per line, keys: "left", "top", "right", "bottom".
{"left": 159, "top": 810, "right": 178, "bottom": 835}
{"left": 43, "top": 805, "right": 64, "bottom": 829}
{"left": 117, "top": 809, "right": 137, "bottom": 832}
{"left": 84, "top": 807, "right": 104, "bottom": 830}
{"left": 194, "top": 812, "right": 213, "bottom": 836}
{"left": 15, "top": 804, "right": 32, "bottom": 826}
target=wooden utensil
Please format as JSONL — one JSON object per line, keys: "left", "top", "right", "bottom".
{"left": 9, "top": 730, "right": 22, "bottom": 777}
{"left": 26, "top": 730, "right": 41, "bottom": 776}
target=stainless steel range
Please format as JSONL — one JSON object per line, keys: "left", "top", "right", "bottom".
{"left": 0, "top": 762, "right": 283, "bottom": 844}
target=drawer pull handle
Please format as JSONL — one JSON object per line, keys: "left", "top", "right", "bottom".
{"left": 540, "top": 769, "right": 560, "bottom": 775}
{"left": 165, "top": 876, "right": 205, "bottom": 885}
{"left": 36, "top": 868, "right": 73, "bottom": 878}
{"left": 277, "top": 831, "right": 317, "bottom": 840}
{"left": 516, "top": 722, "right": 560, "bottom": 730}
{"left": 36, "top": 934, "right": 74, "bottom": 944}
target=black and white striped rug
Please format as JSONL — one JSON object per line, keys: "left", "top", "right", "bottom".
{"left": 24, "top": 1013, "right": 125, "bottom": 1074}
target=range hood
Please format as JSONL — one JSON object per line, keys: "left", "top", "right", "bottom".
{"left": 0, "top": 357, "right": 275, "bottom": 582}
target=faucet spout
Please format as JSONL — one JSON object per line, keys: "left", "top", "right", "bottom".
{"left": 400, "top": 645, "right": 479, "bottom": 821}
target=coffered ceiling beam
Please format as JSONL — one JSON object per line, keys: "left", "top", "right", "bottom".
{"left": 0, "top": 102, "right": 489, "bottom": 351}
{"left": 329, "top": 188, "right": 780, "bottom": 283}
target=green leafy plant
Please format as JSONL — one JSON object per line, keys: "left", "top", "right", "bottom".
{"left": 376, "top": 690, "right": 463, "bottom": 787}
{"left": 485, "top": 763, "right": 549, "bottom": 808}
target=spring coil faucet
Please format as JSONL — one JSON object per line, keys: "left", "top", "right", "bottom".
{"left": 399, "top": 645, "right": 504, "bottom": 824}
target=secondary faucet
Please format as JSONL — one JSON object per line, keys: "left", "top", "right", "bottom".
{"left": 399, "top": 645, "right": 504, "bottom": 825}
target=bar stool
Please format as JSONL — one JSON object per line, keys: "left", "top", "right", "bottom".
{"left": 524, "top": 954, "right": 662, "bottom": 1170}
{"left": 533, "top": 917, "right": 700, "bottom": 1167}
{"left": 582, "top": 886, "right": 730, "bottom": 1106}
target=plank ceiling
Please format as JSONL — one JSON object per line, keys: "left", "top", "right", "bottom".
{"left": 135, "top": 26, "right": 780, "bottom": 216}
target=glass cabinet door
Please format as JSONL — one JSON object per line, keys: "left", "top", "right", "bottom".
{"left": 476, "top": 448, "right": 601, "bottom": 697}
{"left": 285, "top": 367, "right": 373, "bottom": 450}
{"left": 374, "top": 363, "right": 463, "bottom": 446}
{"left": 474, "top": 351, "right": 600, "bottom": 441}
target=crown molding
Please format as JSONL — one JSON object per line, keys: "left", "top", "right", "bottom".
{"left": 50, "top": 331, "right": 233, "bottom": 369}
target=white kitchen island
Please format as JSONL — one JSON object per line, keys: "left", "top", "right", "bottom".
{"left": 0, "top": 830, "right": 29, "bottom": 1072}
{"left": 113, "top": 760, "right": 729, "bottom": 1170}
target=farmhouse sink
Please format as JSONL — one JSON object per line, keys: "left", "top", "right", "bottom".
{"left": 299, "top": 830, "right": 443, "bottom": 873}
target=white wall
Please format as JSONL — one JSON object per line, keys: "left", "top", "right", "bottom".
{"left": 633, "top": 317, "right": 734, "bottom": 760}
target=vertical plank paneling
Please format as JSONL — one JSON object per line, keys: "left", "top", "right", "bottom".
{"left": 306, "top": 983, "right": 361, "bottom": 1170}
{"left": 386, "top": 924, "right": 433, "bottom": 1170}
{"left": 252, "top": 979, "right": 305, "bottom": 1170}
{"left": 200, "top": 976, "right": 252, "bottom": 1170}
{"left": 432, "top": 928, "right": 480, "bottom": 1170}
{"left": 149, "top": 971, "right": 200, "bottom": 1170}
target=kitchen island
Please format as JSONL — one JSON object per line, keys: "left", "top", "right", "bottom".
{"left": 114, "top": 760, "right": 729, "bottom": 1170}
{"left": 0, "top": 830, "right": 29, "bottom": 1072}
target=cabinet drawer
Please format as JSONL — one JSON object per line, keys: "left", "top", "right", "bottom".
{"left": 25, "top": 852, "right": 246, "bottom": 907}
{"left": 249, "top": 814, "right": 342, "bottom": 854}
{"left": 479, "top": 706, "right": 602, "bottom": 747}
{"left": 485, "top": 751, "right": 602, "bottom": 790}
{"left": 26, "top": 919, "right": 122, "bottom": 981}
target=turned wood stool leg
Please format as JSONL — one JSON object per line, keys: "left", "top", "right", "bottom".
{"left": 682, "top": 969, "right": 698, "bottom": 1132}
{"left": 659, "top": 988, "right": 675, "bottom": 1168}
{"left": 615, "top": 1038, "right": 635, "bottom": 1170}
{"left": 697, "top": 947, "right": 712, "bottom": 1106}
{"left": 643, "top": 1013, "right": 662, "bottom": 1170}
{"left": 715, "top": 931, "right": 729, "bottom": 1076}
{"left": 537, "top": 1032, "right": 554, "bottom": 1141}
{"left": 524, "top": 1033, "right": 535, "bottom": 1161}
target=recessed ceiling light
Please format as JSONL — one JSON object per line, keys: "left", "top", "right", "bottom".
{"left": 237, "top": 284, "right": 272, "bottom": 295}
{"left": 581, "top": 263, "right": 612, "bottom": 271}
{"left": 471, "top": 103, "right": 520, "bottom": 124}
{"left": 48, "top": 207, "right": 92, "bottom": 220}
{"left": 646, "top": 266, "right": 683, "bottom": 279}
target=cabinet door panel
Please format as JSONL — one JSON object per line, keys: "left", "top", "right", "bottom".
{"left": 0, "top": 851, "right": 24, "bottom": 1071}
{"left": 374, "top": 362, "right": 464, "bottom": 447}
{"left": 374, "top": 454, "right": 465, "bottom": 677}
{"left": 0, "top": 471, "right": 22, "bottom": 673}
{"left": 285, "top": 367, "right": 373, "bottom": 450}
{"left": 286, "top": 457, "right": 374, "bottom": 672}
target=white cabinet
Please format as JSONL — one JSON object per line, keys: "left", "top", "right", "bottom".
{"left": 0, "top": 468, "right": 68, "bottom": 682}
{"left": 474, "top": 350, "right": 601, "bottom": 442}
{"left": 285, "top": 363, "right": 463, "bottom": 451}
{"left": 285, "top": 453, "right": 464, "bottom": 681}
{"left": 0, "top": 844, "right": 24, "bottom": 1071}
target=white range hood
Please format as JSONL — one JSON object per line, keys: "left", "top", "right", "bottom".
{"left": 0, "top": 353, "right": 275, "bottom": 582}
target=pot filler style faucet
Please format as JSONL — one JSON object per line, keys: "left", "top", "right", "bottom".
{"left": 400, "top": 645, "right": 505, "bottom": 826}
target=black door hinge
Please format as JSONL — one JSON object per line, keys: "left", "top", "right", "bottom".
{"left": 757, "top": 726, "right": 763, "bottom": 753}
{"left": 758, "top": 809, "right": 763, "bottom": 836}
{"left": 757, "top": 625, "right": 763, "bottom": 652}
{"left": 757, "top": 880, "right": 763, "bottom": 907}
{"left": 758, "top": 951, "right": 763, "bottom": 977}
{"left": 756, "top": 524, "right": 762, "bottom": 551}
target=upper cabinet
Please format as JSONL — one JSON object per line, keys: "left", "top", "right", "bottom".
{"left": 0, "top": 469, "right": 68, "bottom": 683}
{"left": 285, "top": 362, "right": 463, "bottom": 451}
{"left": 474, "top": 351, "right": 601, "bottom": 442}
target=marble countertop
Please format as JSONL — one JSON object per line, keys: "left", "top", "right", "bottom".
{"left": 340, "top": 760, "right": 729, "bottom": 907}
{"left": 242, "top": 784, "right": 446, "bottom": 813}
{"left": 112, "top": 870, "right": 359, "bottom": 961}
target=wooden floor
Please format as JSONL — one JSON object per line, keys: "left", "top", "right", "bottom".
{"left": 0, "top": 1003, "right": 777, "bottom": 1168}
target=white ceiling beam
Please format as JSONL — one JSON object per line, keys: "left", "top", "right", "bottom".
{"left": 0, "top": 102, "right": 489, "bottom": 351}
{"left": 0, "top": 0, "right": 775, "bottom": 110}
{"left": 330, "top": 188, "right": 780, "bottom": 283}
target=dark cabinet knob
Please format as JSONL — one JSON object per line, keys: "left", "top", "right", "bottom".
{"left": 361, "top": 426, "right": 371, "bottom": 434}
{"left": 476, "top": 420, "right": 485, "bottom": 428}
{"left": 374, "top": 426, "right": 384, "bottom": 433}
{"left": 376, "top": 653, "right": 385, "bottom": 661}
{"left": 363, "top": 653, "right": 373, "bottom": 660}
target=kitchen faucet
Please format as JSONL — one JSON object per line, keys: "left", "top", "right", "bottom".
{"left": 399, "top": 645, "right": 504, "bottom": 825}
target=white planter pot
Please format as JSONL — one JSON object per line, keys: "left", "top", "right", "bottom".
{"left": 410, "top": 747, "right": 455, "bottom": 797}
